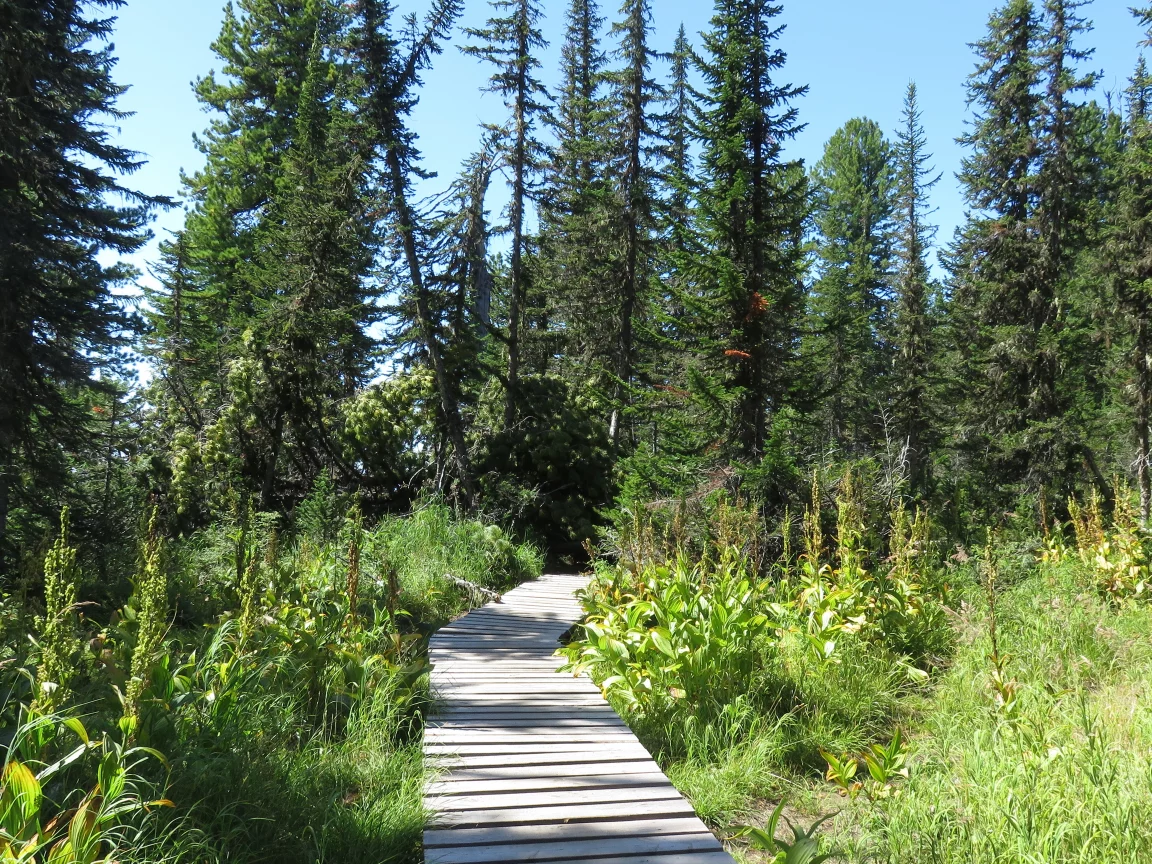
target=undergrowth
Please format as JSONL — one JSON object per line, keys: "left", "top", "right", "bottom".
{"left": 0, "top": 493, "right": 542, "bottom": 863}
{"left": 564, "top": 476, "right": 1152, "bottom": 863}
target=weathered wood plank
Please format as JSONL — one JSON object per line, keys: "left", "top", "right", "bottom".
{"left": 428, "top": 797, "right": 698, "bottom": 828}
{"left": 431, "top": 756, "right": 657, "bottom": 775}
{"left": 426, "top": 784, "right": 686, "bottom": 812}
{"left": 423, "top": 816, "right": 709, "bottom": 848}
{"left": 425, "top": 832, "right": 723, "bottom": 864}
{"left": 426, "top": 770, "right": 670, "bottom": 795}
{"left": 426, "top": 746, "right": 658, "bottom": 760}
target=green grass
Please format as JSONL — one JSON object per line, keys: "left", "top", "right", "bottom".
{"left": 568, "top": 519, "right": 1152, "bottom": 864}
{"left": 831, "top": 561, "right": 1152, "bottom": 863}
{"left": 2, "top": 500, "right": 544, "bottom": 864}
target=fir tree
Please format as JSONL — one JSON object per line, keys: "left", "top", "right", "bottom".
{"left": 357, "top": 0, "right": 475, "bottom": 502}
{"left": 892, "top": 83, "right": 941, "bottom": 495}
{"left": 464, "top": 0, "right": 550, "bottom": 428}
{"left": 150, "top": 2, "right": 385, "bottom": 513}
{"left": 607, "top": 0, "right": 662, "bottom": 445}
{"left": 0, "top": 0, "right": 155, "bottom": 567}
{"left": 1105, "top": 50, "right": 1152, "bottom": 518}
{"left": 690, "top": 0, "right": 808, "bottom": 461}
{"left": 947, "top": 0, "right": 1050, "bottom": 499}
{"left": 807, "top": 118, "right": 897, "bottom": 453}
{"left": 538, "top": 0, "right": 614, "bottom": 378}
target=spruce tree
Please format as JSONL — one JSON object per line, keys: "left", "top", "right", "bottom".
{"left": 947, "top": 0, "right": 1048, "bottom": 499}
{"left": 0, "top": 0, "right": 154, "bottom": 564}
{"left": 242, "top": 28, "right": 378, "bottom": 508}
{"left": 538, "top": 0, "right": 614, "bottom": 378}
{"left": 892, "top": 83, "right": 941, "bottom": 496}
{"left": 690, "top": 0, "right": 808, "bottom": 461}
{"left": 606, "top": 0, "right": 662, "bottom": 446}
{"left": 1105, "top": 50, "right": 1152, "bottom": 518}
{"left": 149, "top": 0, "right": 338, "bottom": 514}
{"left": 807, "top": 118, "right": 897, "bottom": 454}
{"left": 356, "top": 0, "right": 475, "bottom": 502}
{"left": 464, "top": 0, "right": 550, "bottom": 428}
{"left": 949, "top": 0, "right": 1104, "bottom": 504}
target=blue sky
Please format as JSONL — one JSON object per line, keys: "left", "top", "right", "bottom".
{"left": 108, "top": 0, "right": 1146, "bottom": 287}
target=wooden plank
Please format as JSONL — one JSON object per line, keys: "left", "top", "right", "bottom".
{"left": 426, "top": 784, "right": 685, "bottom": 812}
{"left": 425, "top": 743, "right": 651, "bottom": 757}
{"left": 424, "top": 730, "right": 639, "bottom": 741}
{"left": 428, "top": 718, "right": 630, "bottom": 730}
{"left": 426, "top": 748, "right": 652, "bottom": 767}
{"left": 429, "top": 797, "right": 698, "bottom": 828}
{"left": 431, "top": 759, "right": 658, "bottom": 779}
{"left": 424, "top": 816, "right": 709, "bottom": 848}
{"left": 426, "top": 770, "right": 670, "bottom": 795}
{"left": 435, "top": 705, "right": 620, "bottom": 716}
{"left": 537, "top": 855, "right": 733, "bottom": 864}
{"left": 425, "top": 833, "right": 723, "bottom": 864}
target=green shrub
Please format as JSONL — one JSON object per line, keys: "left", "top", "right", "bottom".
{"left": 561, "top": 549, "right": 774, "bottom": 758}
{"left": 476, "top": 375, "right": 613, "bottom": 547}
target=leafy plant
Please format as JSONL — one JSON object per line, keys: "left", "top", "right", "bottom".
{"left": 737, "top": 798, "right": 840, "bottom": 863}
{"left": 1, "top": 709, "right": 172, "bottom": 863}
{"left": 559, "top": 548, "right": 774, "bottom": 755}
{"left": 33, "top": 510, "right": 81, "bottom": 714}
{"left": 1066, "top": 490, "right": 1151, "bottom": 604}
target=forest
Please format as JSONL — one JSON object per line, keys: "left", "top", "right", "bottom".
{"left": 1, "top": 0, "right": 1151, "bottom": 861}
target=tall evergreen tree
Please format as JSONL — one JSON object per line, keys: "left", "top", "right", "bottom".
{"left": 606, "top": 0, "right": 662, "bottom": 446}
{"left": 356, "top": 0, "right": 475, "bottom": 502}
{"left": 949, "top": 0, "right": 1104, "bottom": 503}
{"left": 177, "top": 0, "right": 330, "bottom": 372}
{"left": 0, "top": 0, "right": 154, "bottom": 565}
{"left": 1105, "top": 45, "right": 1152, "bottom": 518}
{"left": 538, "top": 0, "right": 613, "bottom": 377}
{"left": 891, "top": 83, "right": 941, "bottom": 495}
{"left": 690, "top": 0, "right": 808, "bottom": 461}
{"left": 464, "top": 0, "right": 550, "bottom": 428}
{"left": 807, "top": 118, "right": 897, "bottom": 453}
{"left": 947, "top": 0, "right": 1049, "bottom": 499}
{"left": 150, "top": 2, "right": 384, "bottom": 514}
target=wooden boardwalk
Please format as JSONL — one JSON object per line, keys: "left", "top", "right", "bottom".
{"left": 424, "top": 573, "right": 735, "bottom": 864}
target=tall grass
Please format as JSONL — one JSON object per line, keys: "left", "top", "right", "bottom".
{"left": 838, "top": 557, "right": 1152, "bottom": 863}
{"left": 2, "top": 497, "right": 543, "bottom": 863}
{"left": 575, "top": 485, "right": 1152, "bottom": 862}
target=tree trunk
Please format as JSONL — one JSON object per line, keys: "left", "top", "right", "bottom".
{"left": 261, "top": 409, "right": 284, "bottom": 512}
{"left": 1139, "top": 316, "right": 1151, "bottom": 523}
{"left": 504, "top": 23, "right": 529, "bottom": 430}
{"left": 0, "top": 443, "right": 10, "bottom": 575}
{"left": 385, "top": 147, "right": 477, "bottom": 504}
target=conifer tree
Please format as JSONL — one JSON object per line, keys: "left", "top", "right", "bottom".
{"left": 178, "top": 0, "right": 330, "bottom": 368}
{"left": 690, "top": 0, "right": 808, "bottom": 461}
{"left": 947, "top": 0, "right": 1049, "bottom": 497}
{"left": 0, "top": 0, "right": 154, "bottom": 565}
{"left": 538, "top": 0, "right": 614, "bottom": 376}
{"left": 464, "top": 0, "right": 550, "bottom": 428}
{"left": 634, "top": 23, "right": 699, "bottom": 462}
{"left": 1105, "top": 48, "right": 1152, "bottom": 518}
{"left": 892, "top": 83, "right": 941, "bottom": 495}
{"left": 357, "top": 0, "right": 475, "bottom": 502}
{"left": 949, "top": 0, "right": 1103, "bottom": 502}
{"left": 807, "top": 118, "right": 897, "bottom": 453}
{"left": 660, "top": 25, "right": 696, "bottom": 261}
{"left": 150, "top": 1, "right": 387, "bottom": 513}
{"left": 243, "top": 28, "right": 378, "bottom": 507}
{"left": 607, "top": 0, "right": 662, "bottom": 445}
